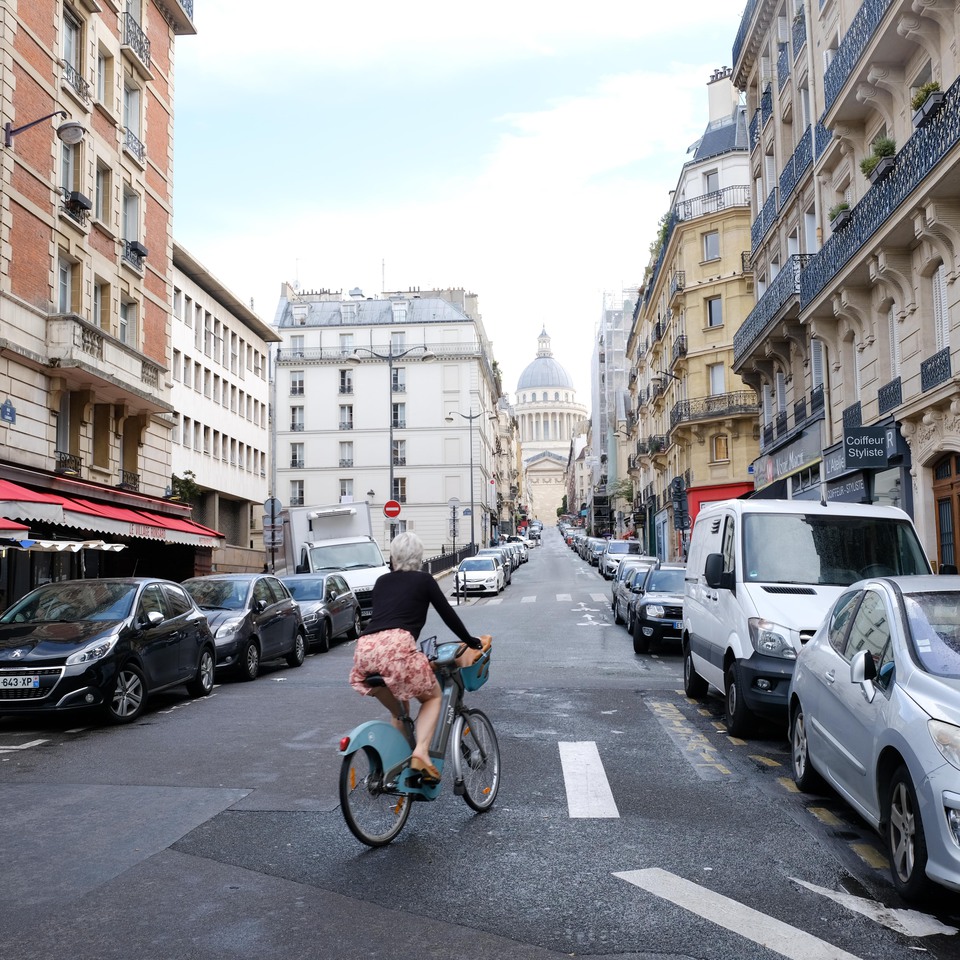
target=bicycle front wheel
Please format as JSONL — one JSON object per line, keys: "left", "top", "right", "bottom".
{"left": 457, "top": 708, "right": 500, "bottom": 812}
{"left": 339, "top": 747, "right": 411, "bottom": 846}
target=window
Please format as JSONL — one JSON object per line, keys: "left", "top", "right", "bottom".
{"left": 172, "top": 349, "right": 181, "bottom": 381}
{"left": 392, "top": 367, "right": 406, "bottom": 392}
{"left": 96, "top": 47, "right": 112, "bottom": 105}
{"left": 934, "top": 263, "right": 949, "bottom": 350}
{"left": 341, "top": 303, "right": 357, "bottom": 324}
{"left": 119, "top": 300, "right": 136, "bottom": 345}
{"left": 339, "top": 441, "right": 353, "bottom": 467}
{"left": 704, "top": 169, "right": 719, "bottom": 194}
{"left": 390, "top": 331, "right": 406, "bottom": 352}
{"left": 775, "top": 370, "right": 787, "bottom": 411}
{"left": 340, "top": 478, "right": 354, "bottom": 500}
{"left": 339, "top": 404, "right": 353, "bottom": 430}
{"left": 57, "top": 258, "right": 74, "bottom": 314}
{"left": 290, "top": 406, "right": 304, "bottom": 431}
{"left": 811, "top": 338, "right": 825, "bottom": 388}
{"left": 122, "top": 188, "right": 139, "bottom": 241}
{"left": 392, "top": 303, "right": 407, "bottom": 324}
{"left": 554, "top": 392, "right": 560, "bottom": 401}
{"left": 94, "top": 163, "right": 110, "bottom": 222}
{"left": 290, "top": 370, "right": 304, "bottom": 396}
{"left": 61, "top": 140, "right": 80, "bottom": 193}
{"left": 290, "top": 335, "right": 304, "bottom": 357}
{"left": 703, "top": 231, "right": 720, "bottom": 261}
{"left": 542, "top": 392, "right": 548, "bottom": 401}
{"left": 339, "top": 333, "right": 354, "bottom": 356}
{"left": 123, "top": 82, "right": 144, "bottom": 162}
{"left": 843, "top": 589, "right": 890, "bottom": 663}
{"left": 173, "top": 289, "right": 182, "bottom": 319}
{"left": 708, "top": 362, "right": 725, "bottom": 395}
{"left": 393, "top": 438, "right": 406, "bottom": 466}
{"left": 706, "top": 296, "right": 723, "bottom": 327}
{"left": 339, "top": 369, "right": 353, "bottom": 394}
{"left": 93, "top": 279, "right": 108, "bottom": 328}
{"left": 712, "top": 434, "right": 729, "bottom": 462}
{"left": 290, "top": 442, "right": 304, "bottom": 468}
{"left": 63, "top": 9, "right": 81, "bottom": 72}
{"left": 290, "top": 480, "right": 304, "bottom": 507}
{"left": 182, "top": 355, "right": 192, "bottom": 387}
{"left": 392, "top": 402, "right": 406, "bottom": 429}
{"left": 392, "top": 477, "right": 407, "bottom": 503}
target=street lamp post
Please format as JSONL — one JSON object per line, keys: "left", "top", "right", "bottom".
{"left": 347, "top": 345, "right": 434, "bottom": 517}
{"left": 445, "top": 409, "right": 483, "bottom": 551}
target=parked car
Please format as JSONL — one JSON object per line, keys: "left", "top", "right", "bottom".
{"left": 683, "top": 498, "right": 931, "bottom": 737}
{"left": 280, "top": 572, "right": 362, "bottom": 653}
{"left": 477, "top": 547, "right": 512, "bottom": 584}
{"left": 0, "top": 578, "right": 216, "bottom": 724}
{"left": 611, "top": 556, "right": 655, "bottom": 611}
{"left": 455, "top": 556, "right": 504, "bottom": 596}
{"left": 587, "top": 538, "right": 608, "bottom": 566}
{"left": 614, "top": 563, "right": 656, "bottom": 627}
{"left": 630, "top": 564, "right": 686, "bottom": 653}
{"left": 789, "top": 575, "right": 960, "bottom": 901}
{"left": 599, "top": 540, "right": 645, "bottom": 579}
{"left": 183, "top": 574, "right": 307, "bottom": 681}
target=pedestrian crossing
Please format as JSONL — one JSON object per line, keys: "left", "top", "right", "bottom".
{"left": 482, "top": 591, "right": 612, "bottom": 605}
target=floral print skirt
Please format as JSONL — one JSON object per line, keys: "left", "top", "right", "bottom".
{"left": 349, "top": 628, "right": 439, "bottom": 702}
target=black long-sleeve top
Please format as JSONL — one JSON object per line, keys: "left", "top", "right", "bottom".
{"left": 361, "top": 570, "right": 478, "bottom": 646}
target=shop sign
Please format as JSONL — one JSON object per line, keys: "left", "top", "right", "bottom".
{"left": 843, "top": 427, "right": 889, "bottom": 471}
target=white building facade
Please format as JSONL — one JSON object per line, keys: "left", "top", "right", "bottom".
{"left": 272, "top": 285, "right": 502, "bottom": 556}
{"left": 170, "top": 244, "right": 278, "bottom": 572}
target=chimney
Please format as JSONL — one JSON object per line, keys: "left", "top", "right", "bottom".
{"left": 707, "top": 66, "right": 737, "bottom": 123}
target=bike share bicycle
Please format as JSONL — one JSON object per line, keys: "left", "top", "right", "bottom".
{"left": 338, "top": 634, "right": 499, "bottom": 846}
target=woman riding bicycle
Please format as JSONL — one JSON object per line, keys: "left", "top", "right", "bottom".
{"left": 348, "top": 532, "right": 483, "bottom": 783}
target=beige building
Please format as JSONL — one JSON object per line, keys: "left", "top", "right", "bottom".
{"left": 627, "top": 69, "right": 759, "bottom": 560}
{"left": 731, "top": 0, "right": 960, "bottom": 567}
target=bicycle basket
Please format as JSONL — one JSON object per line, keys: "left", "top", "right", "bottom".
{"left": 460, "top": 646, "right": 491, "bottom": 691}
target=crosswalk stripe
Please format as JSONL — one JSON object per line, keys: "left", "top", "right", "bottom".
{"left": 590, "top": 593, "right": 608, "bottom": 602}
{"left": 521, "top": 596, "right": 536, "bottom": 603}
{"left": 558, "top": 741, "right": 620, "bottom": 818}
{"left": 556, "top": 593, "right": 572, "bottom": 601}
{"left": 486, "top": 598, "right": 503, "bottom": 605}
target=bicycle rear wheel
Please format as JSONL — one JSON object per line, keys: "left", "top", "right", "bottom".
{"left": 339, "top": 747, "right": 411, "bottom": 846}
{"left": 457, "top": 708, "right": 500, "bottom": 812}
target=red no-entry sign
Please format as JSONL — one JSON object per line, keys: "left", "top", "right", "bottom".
{"left": 383, "top": 500, "right": 402, "bottom": 518}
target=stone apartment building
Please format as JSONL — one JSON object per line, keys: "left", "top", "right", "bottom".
{"left": 732, "top": 0, "right": 960, "bottom": 567}
{"left": 628, "top": 68, "right": 758, "bottom": 560}
{"left": 0, "top": 1, "right": 221, "bottom": 605}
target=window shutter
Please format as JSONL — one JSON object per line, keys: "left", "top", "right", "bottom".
{"left": 811, "top": 339, "right": 824, "bottom": 387}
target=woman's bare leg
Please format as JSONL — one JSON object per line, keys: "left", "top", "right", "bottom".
{"left": 412, "top": 679, "right": 442, "bottom": 768}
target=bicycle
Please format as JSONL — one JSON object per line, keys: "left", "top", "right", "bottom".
{"left": 338, "top": 635, "right": 500, "bottom": 846}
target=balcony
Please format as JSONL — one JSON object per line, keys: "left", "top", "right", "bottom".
{"left": 669, "top": 271, "right": 685, "bottom": 303}
{"left": 802, "top": 78, "right": 960, "bottom": 310}
{"left": 121, "top": 12, "right": 152, "bottom": 78}
{"left": 922, "top": 348, "right": 952, "bottom": 392}
{"left": 290, "top": 459, "right": 305, "bottom": 468}
{"left": 822, "top": 0, "right": 892, "bottom": 117}
{"left": 62, "top": 61, "right": 90, "bottom": 102}
{"left": 55, "top": 450, "right": 82, "bottom": 476}
{"left": 123, "top": 127, "right": 146, "bottom": 164}
{"left": 290, "top": 386, "right": 304, "bottom": 396}
{"left": 121, "top": 239, "right": 146, "bottom": 271}
{"left": 392, "top": 456, "right": 407, "bottom": 467}
{"left": 734, "top": 254, "right": 811, "bottom": 366}
{"left": 338, "top": 385, "right": 353, "bottom": 394}
{"left": 46, "top": 314, "right": 169, "bottom": 412}
{"left": 338, "top": 459, "right": 353, "bottom": 468}
{"left": 290, "top": 422, "right": 304, "bottom": 431}
{"left": 670, "top": 336, "right": 687, "bottom": 366}
{"left": 751, "top": 188, "right": 779, "bottom": 252}
{"left": 338, "top": 421, "right": 353, "bottom": 430}
{"left": 877, "top": 377, "right": 902, "bottom": 415}
{"left": 670, "top": 391, "right": 758, "bottom": 430}
{"left": 674, "top": 185, "right": 750, "bottom": 221}
{"left": 777, "top": 126, "right": 812, "bottom": 207}
{"left": 167, "top": 0, "right": 197, "bottom": 35}
{"left": 61, "top": 190, "right": 92, "bottom": 227}
{"left": 392, "top": 419, "right": 406, "bottom": 429}
{"left": 842, "top": 402, "right": 863, "bottom": 430}
{"left": 290, "top": 496, "right": 304, "bottom": 506}
{"left": 775, "top": 410, "right": 788, "bottom": 438}
{"left": 391, "top": 383, "right": 407, "bottom": 393}
{"left": 117, "top": 469, "right": 139, "bottom": 492}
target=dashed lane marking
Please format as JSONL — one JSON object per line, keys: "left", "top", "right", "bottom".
{"left": 558, "top": 741, "right": 620, "bottom": 818}
{"left": 0, "top": 738, "right": 48, "bottom": 753}
{"left": 850, "top": 843, "right": 889, "bottom": 871}
{"left": 616, "top": 868, "right": 865, "bottom": 960}
{"left": 556, "top": 593, "right": 572, "bottom": 601}
{"left": 486, "top": 598, "right": 503, "bottom": 605}
{"left": 644, "top": 699, "right": 731, "bottom": 780}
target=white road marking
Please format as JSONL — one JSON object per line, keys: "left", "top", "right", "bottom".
{"left": 590, "top": 593, "right": 608, "bottom": 602}
{"left": 0, "top": 738, "right": 48, "bottom": 752}
{"left": 791, "top": 877, "right": 958, "bottom": 938}
{"left": 486, "top": 598, "right": 503, "bottom": 605}
{"left": 556, "top": 593, "right": 572, "bottom": 601}
{"left": 558, "top": 741, "right": 620, "bottom": 818}
{"left": 615, "top": 868, "right": 864, "bottom": 960}
{"left": 521, "top": 596, "right": 536, "bottom": 603}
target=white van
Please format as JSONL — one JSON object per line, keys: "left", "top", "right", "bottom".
{"left": 682, "top": 498, "right": 931, "bottom": 736}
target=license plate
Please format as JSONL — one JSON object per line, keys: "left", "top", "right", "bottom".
{"left": 0, "top": 675, "right": 39, "bottom": 688}
{"left": 673, "top": 621, "right": 682, "bottom": 630}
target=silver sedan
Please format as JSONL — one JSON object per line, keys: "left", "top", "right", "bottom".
{"left": 788, "top": 575, "right": 960, "bottom": 901}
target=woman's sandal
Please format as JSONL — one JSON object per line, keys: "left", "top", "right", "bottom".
{"left": 410, "top": 756, "right": 441, "bottom": 784}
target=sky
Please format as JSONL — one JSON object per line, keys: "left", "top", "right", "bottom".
{"left": 172, "top": 0, "right": 748, "bottom": 402}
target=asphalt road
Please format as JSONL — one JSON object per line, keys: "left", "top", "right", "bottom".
{"left": 3, "top": 530, "right": 960, "bottom": 960}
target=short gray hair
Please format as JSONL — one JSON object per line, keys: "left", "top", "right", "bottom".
{"left": 390, "top": 531, "right": 423, "bottom": 572}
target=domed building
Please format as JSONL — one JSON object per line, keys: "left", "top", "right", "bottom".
{"left": 515, "top": 329, "right": 588, "bottom": 523}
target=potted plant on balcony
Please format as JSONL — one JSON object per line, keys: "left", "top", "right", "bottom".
{"left": 859, "top": 136, "right": 896, "bottom": 184}
{"left": 828, "top": 201, "right": 851, "bottom": 230}
{"left": 912, "top": 81, "right": 944, "bottom": 128}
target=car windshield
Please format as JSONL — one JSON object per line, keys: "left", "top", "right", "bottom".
{"left": 902, "top": 591, "right": 960, "bottom": 678}
{"left": 460, "top": 559, "right": 494, "bottom": 571}
{"left": 742, "top": 514, "right": 929, "bottom": 586}
{"left": 185, "top": 579, "right": 248, "bottom": 610}
{"left": 307, "top": 541, "right": 384, "bottom": 571}
{"left": 645, "top": 568, "right": 685, "bottom": 593}
{"left": 283, "top": 579, "right": 326, "bottom": 601}
{"left": 0, "top": 581, "right": 136, "bottom": 622}
{"left": 607, "top": 542, "right": 641, "bottom": 555}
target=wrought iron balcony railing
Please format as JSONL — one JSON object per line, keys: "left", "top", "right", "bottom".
{"left": 877, "top": 377, "right": 902, "bottom": 415}
{"left": 822, "top": 0, "right": 892, "bottom": 116}
{"left": 123, "top": 127, "right": 146, "bottom": 164}
{"left": 671, "top": 336, "right": 687, "bottom": 366}
{"left": 922, "top": 348, "right": 951, "bottom": 392}
{"left": 338, "top": 459, "right": 353, "bottom": 467}
{"left": 122, "top": 12, "right": 151, "bottom": 68}
{"left": 118, "top": 469, "right": 140, "bottom": 492}
{"left": 55, "top": 450, "right": 82, "bottom": 476}
{"left": 62, "top": 61, "right": 90, "bottom": 101}
{"left": 670, "top": 391, "right": 757, "bottom": 429}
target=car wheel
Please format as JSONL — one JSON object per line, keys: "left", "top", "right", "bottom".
{"left": 286, "top": 631, "right": 307, "bottom": 668}
{"left": 346, "top": 610, "right": 362, "bottom": 642}
{"left": 186, "top": 647, "right": 216, "bottom": 698}
{"left": 724, "top": 662, "right": 755, "bottom": 737}
{"left": 105, "top": 662, "right": 147, "bottom": 724}
{"left": 886, "top": 765, "right": 931, "bottom": 902}
{"left": 790, "top": 702, "right": 823, "bottom": 792}
{"left": 625, "top": 607, "right": 635, "bottom": 634}
{"left": 315, "top": 619, "right": 331, "bottom": 653}
{"left": 683, "top": 643, "right": 708, "bottom": 699}
{"left": 238, "top": 638, "right": 260, "bottom": 681}
{"left": 633, "top": 621, "right": 650, "bottom": 655}
{"left": 613, "top": 598, "right": 624, "bottom": 625}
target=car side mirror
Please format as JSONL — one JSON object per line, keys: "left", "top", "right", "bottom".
{"left": 141, "top": 610, "right": 164, "bottom": 628}
{"left": 704, "top": 553, "right": 724, "bottom": 588}
{"left": 850, "top": 649, "right": 878, "bottom": 703}
{"left": 255, "top": 598, "right": 268, "bottom": 613}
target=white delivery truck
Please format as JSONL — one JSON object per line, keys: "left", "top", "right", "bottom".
{"left": 279, "top": 502, "right": 389, "bottom": 620}
{"left": 682, "top": 498, "right": 931, "bottom": 737}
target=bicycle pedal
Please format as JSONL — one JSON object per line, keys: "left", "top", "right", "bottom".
{"left": 452, "top": 779, "right": 465, "bottom": 796}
